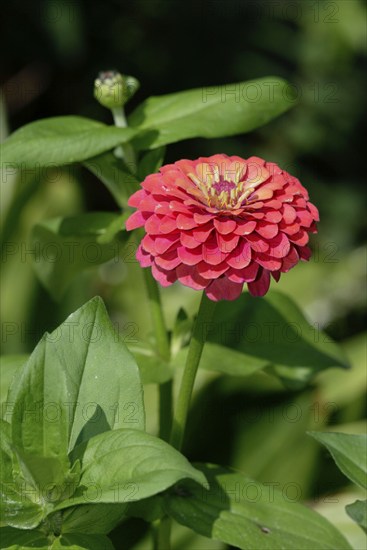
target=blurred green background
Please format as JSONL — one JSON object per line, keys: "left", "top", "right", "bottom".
{"left": 1, "top": 1, "right": 366, "bottom": 548}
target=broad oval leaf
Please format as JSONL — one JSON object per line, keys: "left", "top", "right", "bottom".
{"left": 0, "top": 528, "right": 115, "bottom": 550}
{"left": 51, "top": 532, "right": 115, "bottom": 549}
{"left": 128, "top": 77, "right": 297, "bottom": 150}
{"left": 31, "top": 212, "right": 128, "bottom": 299}
{"left": 0, "top": 527, "right": 50, "bottom": 549}
{"left": 0, "top": 421, "right": 46, "bottom": 529}
{"left": 60, "top": 503, "right": 128, "bottom": 535}
{"left": 164, "top": 463, "right": 352, "bottom": 550}
{"left": 346, "top": 500, "right": 367, "bottom": 533}
{"left": 172, "top": 342, "right": 266, "bottom": 378}
{"left": 0, "top": 355, "right": 28, "bottom": 420}
{"left": 309, "top": 432, "right": 367, "bottom": 490}
{"left": 0, "top": 116, "right": 135, "bottom": 168}
{"left": 137, "top": 146, "right": 166, "bottom": 179}
{"left": 7, "top": 296, "right": 145, "bottom": 461}
{"left": 205, "top": 291, "right": 349, "bottom": 388}
{"left": 83, "top": 151, "right": 139, "bottom": 208}
{"left": 127, "top": 341, "right": 173, "bottom": 384}
{"left": 56, "top": 429, "right": 206, "bottom": 510}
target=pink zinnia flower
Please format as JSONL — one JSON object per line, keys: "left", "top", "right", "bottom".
{"left": 126, "top": 154, "right": 319, "bottom": 301}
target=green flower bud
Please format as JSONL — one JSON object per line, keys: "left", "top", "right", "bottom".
{"left": 94, "top": 71, "right": 140, "bottom": 109}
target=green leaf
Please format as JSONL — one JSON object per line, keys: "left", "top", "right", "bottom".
{"left": 1, "top": 116, "right": 135, "bottom": 168}
{"left": 137, "top": 147, "right": 166, "bottom": 179}
{"left": 128, "top": 341, "right": 173, "bottom": 384}
{"left": 3, "top": 298, "right": 144, "bottom": 528}
{"left": 173, "top": 342, "right": 267, "bottom": 378}
{"left": 83, "top": 151, "right": 139, "bottom": 207}
{"left": 128, "top": 77, "right": 297, "bottom": 150}
{"left": 51, "top": 532, "right": 115, "bottom": 549}
{"left": 0, "top": 355, "right": 28, "bottom": 420}
{"left": 0, "top": 527, "right": 49, "bottom": 549}
{"left": 12, "top": 449, "right": 80, "bottom": 503}
{"left": 309, "top": 432, "right": 367, "bottom": 489}
{"left": 0, "top": 480, "right": 46, "bottom": 530}
{"left": 312, "top": 490, "right": 366, "bottom": 550}
{"left": 164, "top": 463, "right": 352, "bottom": 550}
{"left": 95, "top": 212, "right": 129, "bottom": 244}
{"left": 206, "top": 291, "right": 349, "bottom": 387}
{"left": 0, "top": 529, "right": 115, "bottom": 550}
{"left": 57, "top": 429, "right": 206, "bottom": 509}
{"left": 346, "top": 500, "right": 367, "bottom": 533}
{"left": 0, "top": 421, "right": 46, "bottom": 529}
{"left": 317, "top": 333, "right": 367, "bottom": 408}
{"left": 170, "top": 308, "right": 192, "bottom": 357}
{"left": 31, "top": 212, "right": 128, "bottom": 299}
{"left": 60, "top": 503, "right": 127, "bottom": 534}
{"left": 126, "top": 496, "right": 164, "bottom": 523}
{"left": 8, "top": 296, "right": 145, "bottom": 460}
{"left": 171, "top": 309, "right": 266, "bottom": 379}
{"left": 230, "top": 393, "right": 321, "bottom": 494}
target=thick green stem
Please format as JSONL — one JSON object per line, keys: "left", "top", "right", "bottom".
{"left": 170, "top": 292, "right": 217, "bottom": 451}
{"left": 153, "top": 516, "right": 171, "bottom": 550}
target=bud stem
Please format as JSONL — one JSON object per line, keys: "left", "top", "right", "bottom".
{"left": 111, "top": 106, "right": 128, "bottom": 128}
{"left": 111, "top": 106, "right": 136, "bottom": 173}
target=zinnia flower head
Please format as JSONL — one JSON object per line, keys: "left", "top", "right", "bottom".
{"left": 126, "top": 154, "right": 319, "bottom": 301}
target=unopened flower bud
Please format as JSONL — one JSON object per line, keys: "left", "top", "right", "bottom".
{"left": 94, "top": 71, "right": 140, "bottom": 109}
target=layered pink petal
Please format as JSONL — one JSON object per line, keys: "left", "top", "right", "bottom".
{"left": 217, "top": 233, "right": 240, "bottom": 253}
{"left": 180, "top": 231, "right": 202, "bottom": 249}
{"left": 234, "top": 220, "right": 257, "bottom": 235}
{"left": 176, "top": 264, "right": 209, "bottom": 290}
{"left": 154, "top": 234, "right": 180, "bottom": 254}
{"left": 198, "top": 261, "right": 229, "bottom": 279}
{"left": 256, "top": 221, "right": 279, "bottom": 239}
{"left": 192, "top": 223, "right": 214, "bottom": 243}
{"left": 205, "top": 278, "right": 243, "bottom": 301}
{"left": 155, "top": 250, "right": 181, "bottom": 270}
{"left": 227, "top": 262, "right": 259, "bottom": 283}
{"left": 159, "top": 216, "right": 178, "bottom": 233}
{"left": 282, "top": 204, "right": 297, "bottom": 224}
{"left": 248, "top": 269, "right": 271, "bottom": 297}
{"left": 214, "top": 218, "right": 237, "bottom": 235}
{"left": 128, "top": 189, "right": 146, "bottom": 208}
{"left": 176, "top": 214, "right": 198, "bottom": 230}
{"left": 136, "top": 245, "right": 153, "bottom": 267}
{"left": 125, "top": 210, "right": 148, "bottom": 230}
{"left": 227, "top": 241, "right": 252, "bottom": 269}
{"left": 246, "top": 233, "right": 269, "bottom": 253}
{"left": 151, "top": 263, "right": 176, "bottom": 287}
{"left": 178, "top": 245, "right": 203, "bottom": 266}
{"left": 281, "top": 247, "right": 299, "bottom": 271}
{"left": 126, "top": 154, "right": 318, "bottom": 301}
{"left": 203, "top": 238, "right": 226, "bottom": 265}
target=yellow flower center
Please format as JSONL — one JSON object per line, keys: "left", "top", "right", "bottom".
{"left": 187, "top": 162, "right": 255, "bottom": 210}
